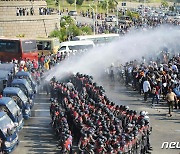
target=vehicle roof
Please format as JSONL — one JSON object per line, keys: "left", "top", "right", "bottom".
{"left": 36, "top": 37, "right": 59, "bottom": 41}
{"left": 3, "top": 87, "right": 21, "bottom": 94}
{"left": 0, "top": 97, "right": 12, "bottom": 105}
{"left": 16, "top": 71, "right": 30, "bottom": 77}
{"left": 0, "top": 37, "right": 36, "bottom": 41}
{"left": 12, "top": 79, "right": 28, "bottom": 85}
{"left": 0, "top": 70, "right": 10, "bottom": 80}
{"left": 60, "top": 40, "right": 95, "bottom": 46}
{"left": 0, "top": 111, "right": 6, "bottom": 118}
{"left": 74, "top": 34, "right": 119, "bottom": 39}
{"left": 0, "top": 63, "right": 14, "bottom": 71}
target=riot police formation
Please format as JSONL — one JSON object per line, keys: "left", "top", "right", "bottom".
{"left": 49, "top": 73, "right": 152, "bottom": 154}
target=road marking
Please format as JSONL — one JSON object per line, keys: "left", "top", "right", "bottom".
{"left": 33, "top": 109, "right": 49, "bottom": 112}
{"left": 38, "top": 92, "right": 48, "bottom": 95}
{"left": 30, "top": 117, "right": 50, "bottom": 119}
{"left": 34, "top": 103, "right": 50, "bottom": 105}
{"left": 20, "top": 141, "right": 56, "bottom": 145}
{"left": 23, "top": 126, "right": 50, "bottom": 130}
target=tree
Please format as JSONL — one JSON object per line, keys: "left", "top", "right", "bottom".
{"left": 76, "top": 0, "right": 84, "bottom": 5}
{"left": 66, "top": 0, "right": 74, "bottom": 5}
{"left": 80, "top": 26, "right": 92, "bottom": 35}
{"left": 55, "top": 0, "right": 59, "bottom": 6}
{"left": 99, "top": 0, "right": 116, "bottom": 12}
{"left": 161, "top": 0, "right": 169, "bottom": 8}
{"left": 50, "top": 16, "right": 92, "bottom": 42}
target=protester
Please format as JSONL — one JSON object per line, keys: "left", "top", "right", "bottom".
{"left": 166, "top": 88, "right": 177, "bottom": 116}
{"left": 143, "top": 78, "right": 151, "bottom": 102}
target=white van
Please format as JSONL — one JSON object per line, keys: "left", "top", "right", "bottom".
{"left": 58, "top": 40, "right": 95, "bottom": 54}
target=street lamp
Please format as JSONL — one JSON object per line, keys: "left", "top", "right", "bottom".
{"left": 89, "top": 4, "right": 95, "bottom": 35}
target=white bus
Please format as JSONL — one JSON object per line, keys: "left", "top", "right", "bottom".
{"left": 58, "top": 40, "right": 95, "bottom": 54}
{"left": 72, "top": 34, "right": 119, "bottom": 45}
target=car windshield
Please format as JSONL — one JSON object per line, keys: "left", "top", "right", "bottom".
{"left": 0, "top": 114, "right": 14, "bottom": 135}
{"left": 6, "top": 100, "right": 19, "bottom": 116}
{"left": 19, "top": 75, "right": 36, "bottom": 86}
{"left": 13, "top": 84, "right": 28, "bottom": 96}
{"left": 18, "top": 91, "right": 28, "bottom": 103}
{"left": 25, "top": 82, "right": 33, "bottom": 93}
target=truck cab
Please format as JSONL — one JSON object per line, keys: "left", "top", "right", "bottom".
{"left": 0, "top": 97, "right": 24, "bottom": 132}
{"left": 0, "top": 111, "right": 19, "bottom": 153}
{"left": 3, "top": 87, "right": 31, "bottom": 120}
{"left": 15, "top": 71, "right": 37, "bottom": 94}
{"left": 11, "top": 79, "right": 34, "bottom": 108}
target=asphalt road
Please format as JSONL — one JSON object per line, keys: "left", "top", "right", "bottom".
{"left": 13, "top": 91, "right": 59, "bottom": 154}
{"left": 13, "top": 79, "right": 180, "bottom": 154}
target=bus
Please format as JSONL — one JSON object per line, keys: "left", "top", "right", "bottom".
{"left": 72, "top": 34, "right": 119, "bottom": 45}
{"left": 36, "top": 37, "right": 60, "bottom": 56}
{"left": 58, "top": 40, "right": 95, "bottom": 54}
{"left": 0, "top": 38, "right": 38, "bottom": 62}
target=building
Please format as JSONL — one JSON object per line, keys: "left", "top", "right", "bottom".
{"left": 0, "top": 0, "right": 60, "bottom": 37}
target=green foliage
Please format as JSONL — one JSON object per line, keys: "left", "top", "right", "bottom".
{"left": 99, "top": 0, "right": 116, "bottom": 11}
{"left": 16, "top": 34, "right": 25, "bottom": 37}
{"left": 126, "top": 10, "right": 139, "bottom": 19}
{"left": 104, "top": 30, "right": 109, "bottom": 34}
{"left": 66, "top": 0, "right": 75, "bottom": 5}
{"left": 108, "top": 0, "right": 116, "bottom": 10}
{"left": 80, "top": 26, "right": 92, "bottom": 35}
{"left": 50, "top": 16, "right": 92, "bottom": 42}
{"left": 76, "top": 0, "right": 84, "bottom": 5}
{"left": 68, "top": 24, "right": 81, "bottom": 36}
{"left": 161, "top": 0, "right": 169, "bottom": 8}
{"left": 61, "top": 16, "right": 75, "bottom": 26}
{"left": 169, "top": 6, "right": 175, "bottom": 11}
{"left": 55, "top": 0, "right": 59, "bottom": 6}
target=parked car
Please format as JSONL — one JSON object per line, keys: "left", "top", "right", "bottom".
{"left": 0, "top": 111, "right": 19, "bottom": 153}
{"left": 3, "top": 87, "right": 31, "bottom": 120}
{"left": 15, "top": 71, "right": 38, "bottom": 94}
{"left": 68, "top": 10, "right": 77, "bottom": 16}
{"left": 0, "top": 97, "right": 24, "bottom": 132}
{"left": 105, "top": 15, "right": 117, "bottom": 22}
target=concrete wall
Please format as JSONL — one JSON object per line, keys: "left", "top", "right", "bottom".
{"left": 0, "top": 15, "right": 60, "bottom": 37}
{"left": 0, "top": 1, "right": 60, "bottom": 37}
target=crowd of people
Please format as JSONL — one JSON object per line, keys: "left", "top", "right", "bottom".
{"left": 49, "top": 73, "right": 152, "bottom": 153}
{"left": 108, "top": 52, "right": 180, "bottom": 116}
{"left": 16, "top": 7, "right": 34, "bottom": 16}
{"left": 39, "top": 7, "right": 54, "bottom": 15}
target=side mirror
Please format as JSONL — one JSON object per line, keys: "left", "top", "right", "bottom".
{"left": 7, "top": 128, "right": 12, "bottom": 136}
